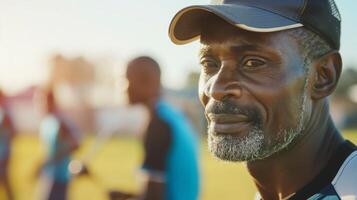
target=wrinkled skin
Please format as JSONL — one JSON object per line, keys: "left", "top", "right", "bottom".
{"left": 199, "top": 17, "right": 309, "bottom": 162}
{"left": 198, "top": 16, "right": 343, "bottom": 200}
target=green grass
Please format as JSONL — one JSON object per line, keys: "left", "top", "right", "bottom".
{"left": 3, "top": 132, "right": 357, "bottom": 200}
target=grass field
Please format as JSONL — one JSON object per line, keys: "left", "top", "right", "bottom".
{"left": 3, "top": 132, "right": 357, "bottom": 200}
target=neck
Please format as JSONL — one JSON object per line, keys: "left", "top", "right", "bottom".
{"left": 143, "top": 97, "right": 159, "bottom": 117}
{"left": 247, "top": 101, "right": 344, "bottom": 200}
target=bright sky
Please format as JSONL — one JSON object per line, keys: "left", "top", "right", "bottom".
{"left": 0, "top": 0, "right": 356, "bottom": 93}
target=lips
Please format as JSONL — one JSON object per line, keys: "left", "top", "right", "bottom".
{"left": 207, "top": 113, "right": 252, "bottom": 135}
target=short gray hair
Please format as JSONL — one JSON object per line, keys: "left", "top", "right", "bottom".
{"left": 286, "top": 28, "right": 332, "bottom": 71}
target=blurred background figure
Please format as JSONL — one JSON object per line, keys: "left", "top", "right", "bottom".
{"left": 109, "top": 56, "right": 200, "bottom": 200}
{"left": 36, "top": 88, "right": 80, "bottom": 200}
{"left": 0, "top": 88, "right": 15, "bottom": 200}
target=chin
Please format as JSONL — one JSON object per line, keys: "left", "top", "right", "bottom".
{"left": 128, "top": 98, "right": 139, "bottom": 105}
{"left": 208, "top": 124, "right": 306, "bottom": 162}
{"left": 207, "top": 128, "right": 266, "bottom": 162}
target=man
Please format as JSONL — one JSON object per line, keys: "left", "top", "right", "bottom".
{"left": 168, "top": 0, "right": 357, "bottom": 199}
{"left": 110, "top": 56, "right": 200, "bottom": 200}
{"left": 0, "top": 89, "right": 15, "bottom": 200}
{"left": 37, "top": 89, "right": 80, "bottom": 200}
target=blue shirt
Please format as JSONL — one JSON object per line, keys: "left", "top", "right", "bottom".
{"left": 0, "top": 108, "right": 11, "bottom": 161}
{"left": 40, "top": 114, "right": 71, "bottom": 183}
{"left": 142, "top": 100, "right": 200, "bottom": 200}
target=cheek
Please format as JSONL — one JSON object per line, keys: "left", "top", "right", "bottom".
{"left": 127, "top": 85, "right": 135, "bottom": 97}
{"left": 272, "top": 93, "right": 300, "bottom": 126}
{"left": 198, "top": 72, "right": 209, "bottom": 106}
{"left": 265, "top": 78, "right": 307, "bottom": 131}
{"left": 128, "top": 85, "right": 141, "bottom": 99}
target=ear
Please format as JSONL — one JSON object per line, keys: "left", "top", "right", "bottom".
{"left": 311, "top": 51, "right": 342, "bottom": 100}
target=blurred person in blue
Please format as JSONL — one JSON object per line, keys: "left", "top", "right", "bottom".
{"left": 109, "top": 56, "right": 200, "bottom": 200}
{"left": 37, "top": 88, "right": 80, "bottom": 200}
{"left": 0, "top": 88, "right": 15, "bottom": 200}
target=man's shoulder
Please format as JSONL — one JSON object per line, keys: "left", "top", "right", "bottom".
{"left": 307, "top": 142, "right": 357, "bottom": 200}
{"left": 145, "top": 111, "right": 172, "bottom": 145}
{"left": 330, "top": 148, "right": 357, "bottom": 199}
{"left": 283, "top": 141, "right": 357, "bottom": 200}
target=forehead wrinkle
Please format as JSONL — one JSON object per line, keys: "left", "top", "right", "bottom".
{"left": 199, "top": 39, "right": 251, "bottom": 56}
{"left": 201, "top": 23, "right": 293, "bottom": 54}
{"left": 199, "top": 39, "right": 283, "bottom": 60}
{"left": 229, "top": 44, "right": 268, "bottom": 54}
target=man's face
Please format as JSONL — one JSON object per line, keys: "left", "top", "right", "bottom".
{"left": 199, "top": 18, "right": 311, "bottom": 162}
{"left": 126, "top": 61, "right": 159, "bottom": 105}
{"left": 126, "top": 65, "right": 147, "bottom": 104}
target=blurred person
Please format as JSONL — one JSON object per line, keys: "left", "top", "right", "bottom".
{"left": 0, "top": 88, "right": 15, "bottom": 200}
{"left": 109, "top": 56, "right": 200, "bottom": 200}
{"left": 37, "top": 89, "right": 80, "bottom": 200}
{"left": 169, "top": 0, "right": 357, "bottom": 199}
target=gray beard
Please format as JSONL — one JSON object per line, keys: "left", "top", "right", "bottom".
{"left": 208, "top": 83, "right": 308, "bottom": 162}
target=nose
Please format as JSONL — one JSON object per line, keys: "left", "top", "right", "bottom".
{"left": 205, "top": 66, "right": 243, "bottom": 101}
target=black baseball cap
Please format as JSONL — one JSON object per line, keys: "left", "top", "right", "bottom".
{"left": 169, "top": 0, "right": 341, "bottom": 49}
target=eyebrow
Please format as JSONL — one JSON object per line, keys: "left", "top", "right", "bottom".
{"left": 230, "top": 44, "right": 264, "bottom": 53}
{"left": 199, "top": 44, "right": 276, "bottom": 58}
{"left": 199, "top": 46, "right": 212, "bottom": 58}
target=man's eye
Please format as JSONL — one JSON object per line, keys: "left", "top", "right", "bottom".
{"left": 242, "top": 58, "right": 266, "bottom": 69}
{"left": 200, "top": 59, "right": 219, "bottom": 73}
{"left": 202, "top": 61, "right": 218, "bottom": 68}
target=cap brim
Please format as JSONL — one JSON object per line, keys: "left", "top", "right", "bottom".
{"left": 169, "top": 4, "right": 303, "bottom": 45}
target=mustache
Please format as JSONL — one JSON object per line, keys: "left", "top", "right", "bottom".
{"left": 205, "top": 100, "right": 262, "bottom": 124}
